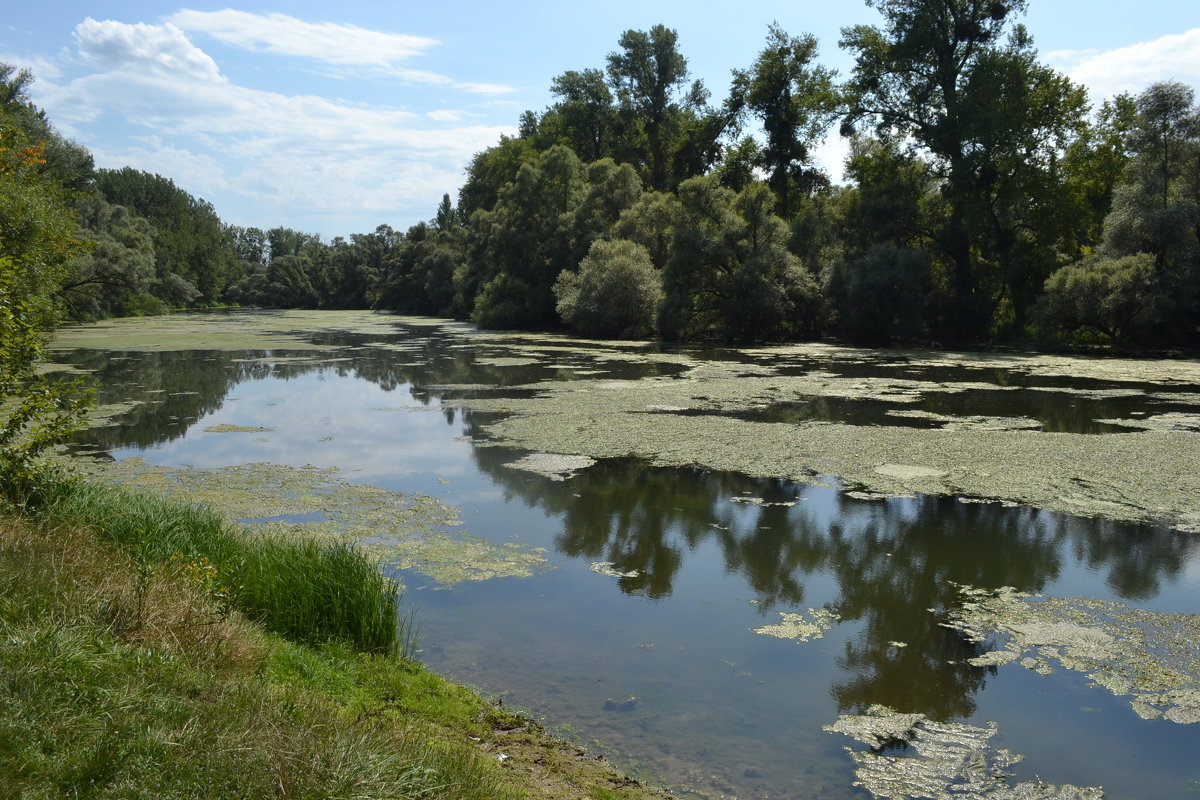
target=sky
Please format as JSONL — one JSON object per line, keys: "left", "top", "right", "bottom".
{"left": 3, "top": 1, "right": 1198, "bottom": 241}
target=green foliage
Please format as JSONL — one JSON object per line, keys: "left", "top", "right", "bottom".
{"left": 661, "top": 177, "right": 817, "bottom": 343}
{"left": 0, "top": 63, "right": 95, "bottom": 191}
{"left": 825, "top": 242, "right": 930, "bottom": 344}
{"left": 554, "top": 239, "right": 661, "bottom": 338}
{"left": 59, "top": 192, "right": 157, "bottom": 320}
{"left": 1099, "top": 82, "right": 1200, "bottom": 342}
{"left": 540, "top": 69, "right": 618, "bottom": 161}
{"left": 1038, "top": 253, "right": 1158, "bottom": 342}
{"left": 0, "top": 516, "right": 508, "bottom": 800}
{"left": 0, "top": 260, "right": 92, "bottom": 504}
{"left": 0, "top": 97, "right": 93, "bottom": 506}
{"left": 729, "top": 23, "right": 838, "bottom": 217}
{"left": 458, "top": 135, "right": 539, "bottom": 217}
{"left": 1063, "top": 94, "right": 1139, "bottom": 250}
{"left": 0, "top": 124, "right": 80, "bottom": 300}
{"left": 614, "top": 190, "right": 682, "bottom": 269}
{"left": 841, "top": 0, "right": 1090, "bottom": 341}
{"left": 95, "top": 167, "right": 239, "bottom": 305}
{"left": 470, "top": 145, "right": 588, "bottom": 329}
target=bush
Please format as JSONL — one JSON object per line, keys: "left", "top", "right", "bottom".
{"left": 1038, "top": 252, "right": 1157, "bottom": 342}
{"left": 554, "top": 239, "right": 661, "bottom": 338}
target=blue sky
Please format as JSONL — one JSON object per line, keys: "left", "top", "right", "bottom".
{"left": 3, "top": 1, "right": 1198, "bottom": 240}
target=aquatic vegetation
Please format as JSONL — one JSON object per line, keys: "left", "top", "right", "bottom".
{"left": 453, "top": 373, "right": 1200, "bottom": 532}
{"left": 752, "top": 608, "right": 839, "bottom": 642}
{"left": 85, "top": 400, "right": 144, "bottom": 427}
{"left": 475, "top": 357, "right": 543, "bottom": 367}
{"left": 202, "top": 424, "right": 277, "bottom": 433}
{"left": 590, "top": 561, "right": 640, "bottom": 579}
{"left": 824, "top": 704, "right": 1103, "bottom": 799}
{"left": 944, "top": 586, "right": 1200, "bottom": 724}
{"left": 505, "top": 453, "right": 597, "bottom": 481}
{"left": 49, "top": 310, "right": 412, "bottom": 352}
{"left": 1094, "top": 412, "right": 1200, "bottom": 432}
{"left": 729, "top": 495, "right": 797, "bottom": 507}
{"left": 887, "top": 409, "right": 1043, "bottom": 431}
{"left": 76, "top": 458, "right": 549, "bottom": 586}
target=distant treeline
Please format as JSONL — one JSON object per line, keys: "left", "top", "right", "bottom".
{"left": 3, "top": 0, "right": 1198, "bottom": 348}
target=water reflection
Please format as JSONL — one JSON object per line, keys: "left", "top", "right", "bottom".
{"left": 466, "top": 450, "right": 1198, "bottom": 722}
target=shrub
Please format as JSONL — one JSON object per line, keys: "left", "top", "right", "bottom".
{"left": 1038, "top": 252, "right": 1157, "bottom": 342}
{"left": 554, "top": 239, "right": 661, "bottom": 338}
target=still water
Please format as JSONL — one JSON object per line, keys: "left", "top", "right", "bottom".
{"left": 53, "top": 314, "right": 1200, "bottom": 799}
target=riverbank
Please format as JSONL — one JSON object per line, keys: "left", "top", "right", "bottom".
{"left": 0, "top": 477, "right": 673, "bottom": 800}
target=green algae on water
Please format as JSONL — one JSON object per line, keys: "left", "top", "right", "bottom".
{"left": 944, "top": 585, "right": 1200, "bottom": 724}
{"left": 49, "top": 310, "right": 411, "bottom": 352}
{"left": 504, "top": 453, "right": 596, "bottom": 481}
{"left": 589, "top": 562, "right": 640, "bottom": 579}
{"left": 824, "top": 704, "right": 1103, "bottom": 799}
{"left": 74, "top": 458, "right": 549, "bottom": 586}
{"left": 203, "top": 424, "right": 277, "bottom": 433}
{"left": 752, "top": 608, "right": 839, "bottom": 643}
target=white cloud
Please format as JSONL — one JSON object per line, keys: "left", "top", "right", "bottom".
{"left": 43, "top": 18, "right": 515, "bottom": 235}
{"left": 167, "top": 9, "right": 514, "bottom": 94}
{"left": 168, "top": 9, "right": 437, "bottom": 65}
{"left": 1048, "top": 28, "right": 1200, "bottom": 102}
{"left": 74, "top": 18, "right": 222, "bottom": 82}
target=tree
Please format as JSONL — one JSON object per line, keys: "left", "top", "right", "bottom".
{"left": 0, "top": 98, "right": 90, "bottom": 502}
{"left": 95, "top": 167, "right": 239, "bottom": 305}
{"left": 569, "top": 159, "right": 643, "bottom": 267}
{"left": 607, "top": 25, "right": 691, "bottom": 192}
{"left": 730, "top": 23, "right": 839, "bottom": 217}
{"left": 614, "top": 190, "right": 683, "bottom": 270}
{"left": 821, "top": 137, "right": 936, "bottom": 343}
{"left": 458, "top": 136, "right": 539, "bottom": 218}
{"left": 842, "top": 0, "right": 1029, "bottom": 340}
{"left": 471, "top": 145, "right": 587, "bottom": 329}
{"left": 539, "top": 69, "right": 618, "bottom": 162}
{"left": 661, "top": 177, "right": 818, "bottom": 342}
{"left": 1063, "top": 94, "right": 1138, "bottom": 250}
{"left": 59, "top": 193, "right": 157, "bottom": 319}
{"left": 553, "top": 239, "right": 661, "bottom": 338}
{"left": 1, "top": 63, "right": 94, "bottom": 191}
{"left": 1100, "top": 82, "right": 1200, "bottom": 342}
{"left": 1039, "top": 253, "right": 1156, "bottom": 342}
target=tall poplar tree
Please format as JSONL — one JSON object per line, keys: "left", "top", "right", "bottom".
{"left": 730, "top": 23, "right": 839, "bottom": 218}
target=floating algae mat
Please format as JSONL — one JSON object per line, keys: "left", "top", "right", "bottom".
{"left": 824, "top": 705, "right": 1102, "bottom": 799}
{"left": 944, "top": 586, "right": 1200, "bottom": 724}
{"left": 49, "top": 311, "right": 1200, "bottom": 800}
{"left": 752, "top": 608, "right": 840, "bottom": 643}
{"left": 78, "top": 457, "right": 548, "bottom": 585}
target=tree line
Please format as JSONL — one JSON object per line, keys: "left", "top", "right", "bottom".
{"left": 2, "top": 0, "right": 1198, "bottom": 349}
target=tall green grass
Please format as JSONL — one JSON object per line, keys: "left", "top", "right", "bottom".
{"left": 37, "top": 478, "right": 405, "bottom": 654}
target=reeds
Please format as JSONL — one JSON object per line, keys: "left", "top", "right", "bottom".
{"left": 38, "top": 478, "right": 405, "bottom": 654}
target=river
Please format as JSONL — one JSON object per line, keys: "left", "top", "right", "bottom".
{"left": 50, "top": 310, "right": 1200, "bottom": 799}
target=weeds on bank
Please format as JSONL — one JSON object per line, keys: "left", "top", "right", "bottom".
{"left": 33, "top": 477, "right": 406, "bottom": 654}
{"left": 0, "top": 510, "right": 512, "bottom": 800}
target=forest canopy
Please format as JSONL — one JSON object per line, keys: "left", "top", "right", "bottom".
{"left": 3, "top": 0, "right": 1197, "bottom": 349}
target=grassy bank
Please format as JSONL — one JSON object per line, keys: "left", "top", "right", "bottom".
{"left": 0, "top": 478, "right": 673, "bottom": 800}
